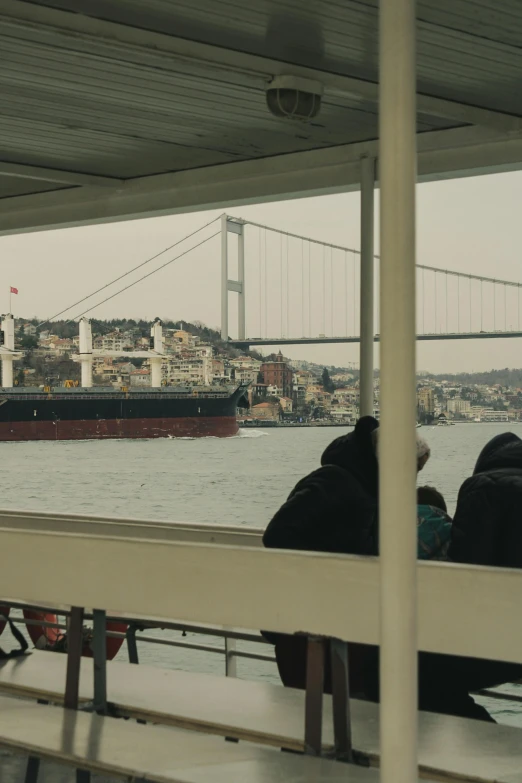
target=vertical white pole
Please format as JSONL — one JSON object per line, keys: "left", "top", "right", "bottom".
{"left": 238, "top": 225, "right": 246, "bottom": 340}
{"left": 150, "top": 319, "right": 164, "bottom": 388}
{"left": 152, "top": 319, "right": 164, "bottom": 355}
{"left": 79, "top": 318, "right": 93, "bottom": 388}
{"left": 81, "top": 361, "right": 92, "bottom": 388}
{"left": 379, "top": 0, "right": 418, "bottom": 782}
{"left": 1, "top": 315, "right": 15, "bottom": 388}
{"left": 359, "top": 156, "right": 375, "bottom": 418}
{"left": 221, "top": 215, "right": 229, "bottom": 341}
{"left": 3, "top": 314, "right": 15, "bottom": 352}
{"left": 1, "top": 357, "right": 13, "bottom": 388}
{"left": 150, "top": 361, "right": 162, "bottom": 387}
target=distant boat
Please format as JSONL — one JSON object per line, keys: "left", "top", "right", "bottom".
{"left": 416, "top": 422, "right": 422, "bottom": 428}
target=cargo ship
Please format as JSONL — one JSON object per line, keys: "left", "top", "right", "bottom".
{"left": 0, "top": 385, "right": 249, "bottom": 441}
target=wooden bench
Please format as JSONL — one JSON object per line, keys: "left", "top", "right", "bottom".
{"left": 0, "top": 695, "right": 380, "bottom": 783}
{"left": 1, "top": 524, "right": 522, "bottom": 782}
{"left": 2, "top": 651, "right": 522, "bottom": 783}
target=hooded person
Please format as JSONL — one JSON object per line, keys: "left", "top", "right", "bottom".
{"left": 262, "top": 416, "right": 431, "bottom": 697}
{"left": 435, "top": 432, "right": 522, "bottom": 703}
{"left": 450, "top": 432, "right": 522, "bottom": 567}
{"left": 263, "top": 416, "right": 380, "bottom": 557}
{"left": 263, "top": 417, "right": 430, "bottom": 558}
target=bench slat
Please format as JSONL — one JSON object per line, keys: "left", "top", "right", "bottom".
{"left": 0, "top": 652, "right": 324, "bottom": 751}
{"left": 1, "top": 652, "right": 521, "bottom": 782}
{"left": 0, "top": 696, "right": 378, "bottom": 783}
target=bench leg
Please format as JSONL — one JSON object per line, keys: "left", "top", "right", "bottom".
{"left": 76, "top": 770, "right": 90, "bottom": 783}
{"left": 24, "top": 756, "right": 40, "bottom": 783}
{"left": 225, "top": 636, "right": 237, "bottom": 677}
{"left": 330, "top": 639, "right": 353, "bottom": 763}
{"left": 126, "top": 623, "right": 147, "bottom": 722}
{"left": 126, "top": 624, "right": 139, "bottom": 665}
{"left": 304, "top": 637, "right": 324, "bottom": 756}
{"left": 92, "top": 609, "right": 107, "bottom": 714}
{"left": 65, "top": 606, "right": 85, "bottom": 710}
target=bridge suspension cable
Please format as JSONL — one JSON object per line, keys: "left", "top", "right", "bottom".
{"left": 237, "top": 217, "right": 522, "bottom": 345}
{"left": 38, "top": 215, "right": 221, "bottom": 328}
{"left": 67, "top": 231, "right": 219, "bottom": 322}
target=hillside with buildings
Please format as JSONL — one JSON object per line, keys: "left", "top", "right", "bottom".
{"left": 10, "top": 317, "right": 522, "bottom": 425}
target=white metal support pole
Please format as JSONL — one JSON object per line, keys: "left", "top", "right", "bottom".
{"left": 379, "top": 0, "right": 418, "bottom": 781}
{"left": 359, "top": 156, "right": 375, "bottom": 418}
{"left": 238, "top": 225, "right": 246, "bottom": 340}
{"left": 221, "top": 214, "right": 229, "bottom": 341}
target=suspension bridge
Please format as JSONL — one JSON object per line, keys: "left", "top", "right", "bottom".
{"left": 35, "top": 213, "right": 522, "bottom": 352}
{"left": 219, "top": 215, "right": 522, "bottom": 348}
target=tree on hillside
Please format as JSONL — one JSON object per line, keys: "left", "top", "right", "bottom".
{"left": 19, "top": 334, "right": 38, "bottom": 351}
{"left": 322, "top": 367, "right": 335, "bottom": 393}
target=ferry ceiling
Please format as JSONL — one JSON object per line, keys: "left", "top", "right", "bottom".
{"left": 0, "top": 0, "right": 521, "bottom": 236}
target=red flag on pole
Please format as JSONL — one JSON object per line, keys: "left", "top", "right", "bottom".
{"left": 10, "top": 287, "right": 18, "bottom": 295}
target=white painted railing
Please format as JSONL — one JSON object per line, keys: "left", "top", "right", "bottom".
{"left": 0, "top": 508, "right": 263, "bottom": 546}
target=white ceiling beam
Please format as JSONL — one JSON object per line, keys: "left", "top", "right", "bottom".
{"left": 0, "top": 161, "right": 123, "bottom": 188}
{"left": 1, "top": 125, "right": 522, "bottom": 237}
{"left": 0, "top": 0, "right": 521, "bottom": 133}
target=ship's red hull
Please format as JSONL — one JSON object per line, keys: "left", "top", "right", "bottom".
{"left": 0, "top": 416, "right": 239, "bottom": 441}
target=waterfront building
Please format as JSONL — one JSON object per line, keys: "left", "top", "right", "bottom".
{"left": 162, "top": 356, "right": 213, "bottom": 386}
{"left": 417, "top": 387, "right": 435, "bottom": 416}
{"left": 447, "top": 398, "right": 471, "bottom": 416}
{"left": 251, "top": 401, "right": 280, "bottom": 421}
{"left": 93, "top": 331, "right": 134, "bottom": 353}
{"left": 260, "top": 351, "right": 293, "bottom": 398}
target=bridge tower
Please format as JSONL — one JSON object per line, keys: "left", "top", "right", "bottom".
{"left": 220, "top": 215, "right": 245, "bottom": 341}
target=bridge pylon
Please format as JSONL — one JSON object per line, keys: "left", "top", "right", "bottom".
{"left": 221, "top": 215, "right": 245, "bottom": 341}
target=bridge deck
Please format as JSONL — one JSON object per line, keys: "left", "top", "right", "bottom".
{"left": 231, "top": 331, "right": 522, "bottom": 348}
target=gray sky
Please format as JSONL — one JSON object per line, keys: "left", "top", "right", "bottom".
{"left": 2, "top": 170, "right": 522, "bottom": 375}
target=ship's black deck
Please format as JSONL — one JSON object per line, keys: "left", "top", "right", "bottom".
{"left": 0, "top": 386, "right": 247, "bottom": 422}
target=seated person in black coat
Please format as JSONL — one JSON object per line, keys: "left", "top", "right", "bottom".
{"left": 444, "top": 432, "right": 522, "bottom": 699}
{"left": 363, "top": 431, "right": 522, "bottom": 721}
{"left": 264, "top": 416, "right": 381, "bottom": 559}
{"left": 263, "top": 416, "right": 431, "bottom": 700}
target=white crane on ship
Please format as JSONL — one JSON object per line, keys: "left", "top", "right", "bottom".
{"left": 0, "top": 316, "right": 165, "bottom": 389}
